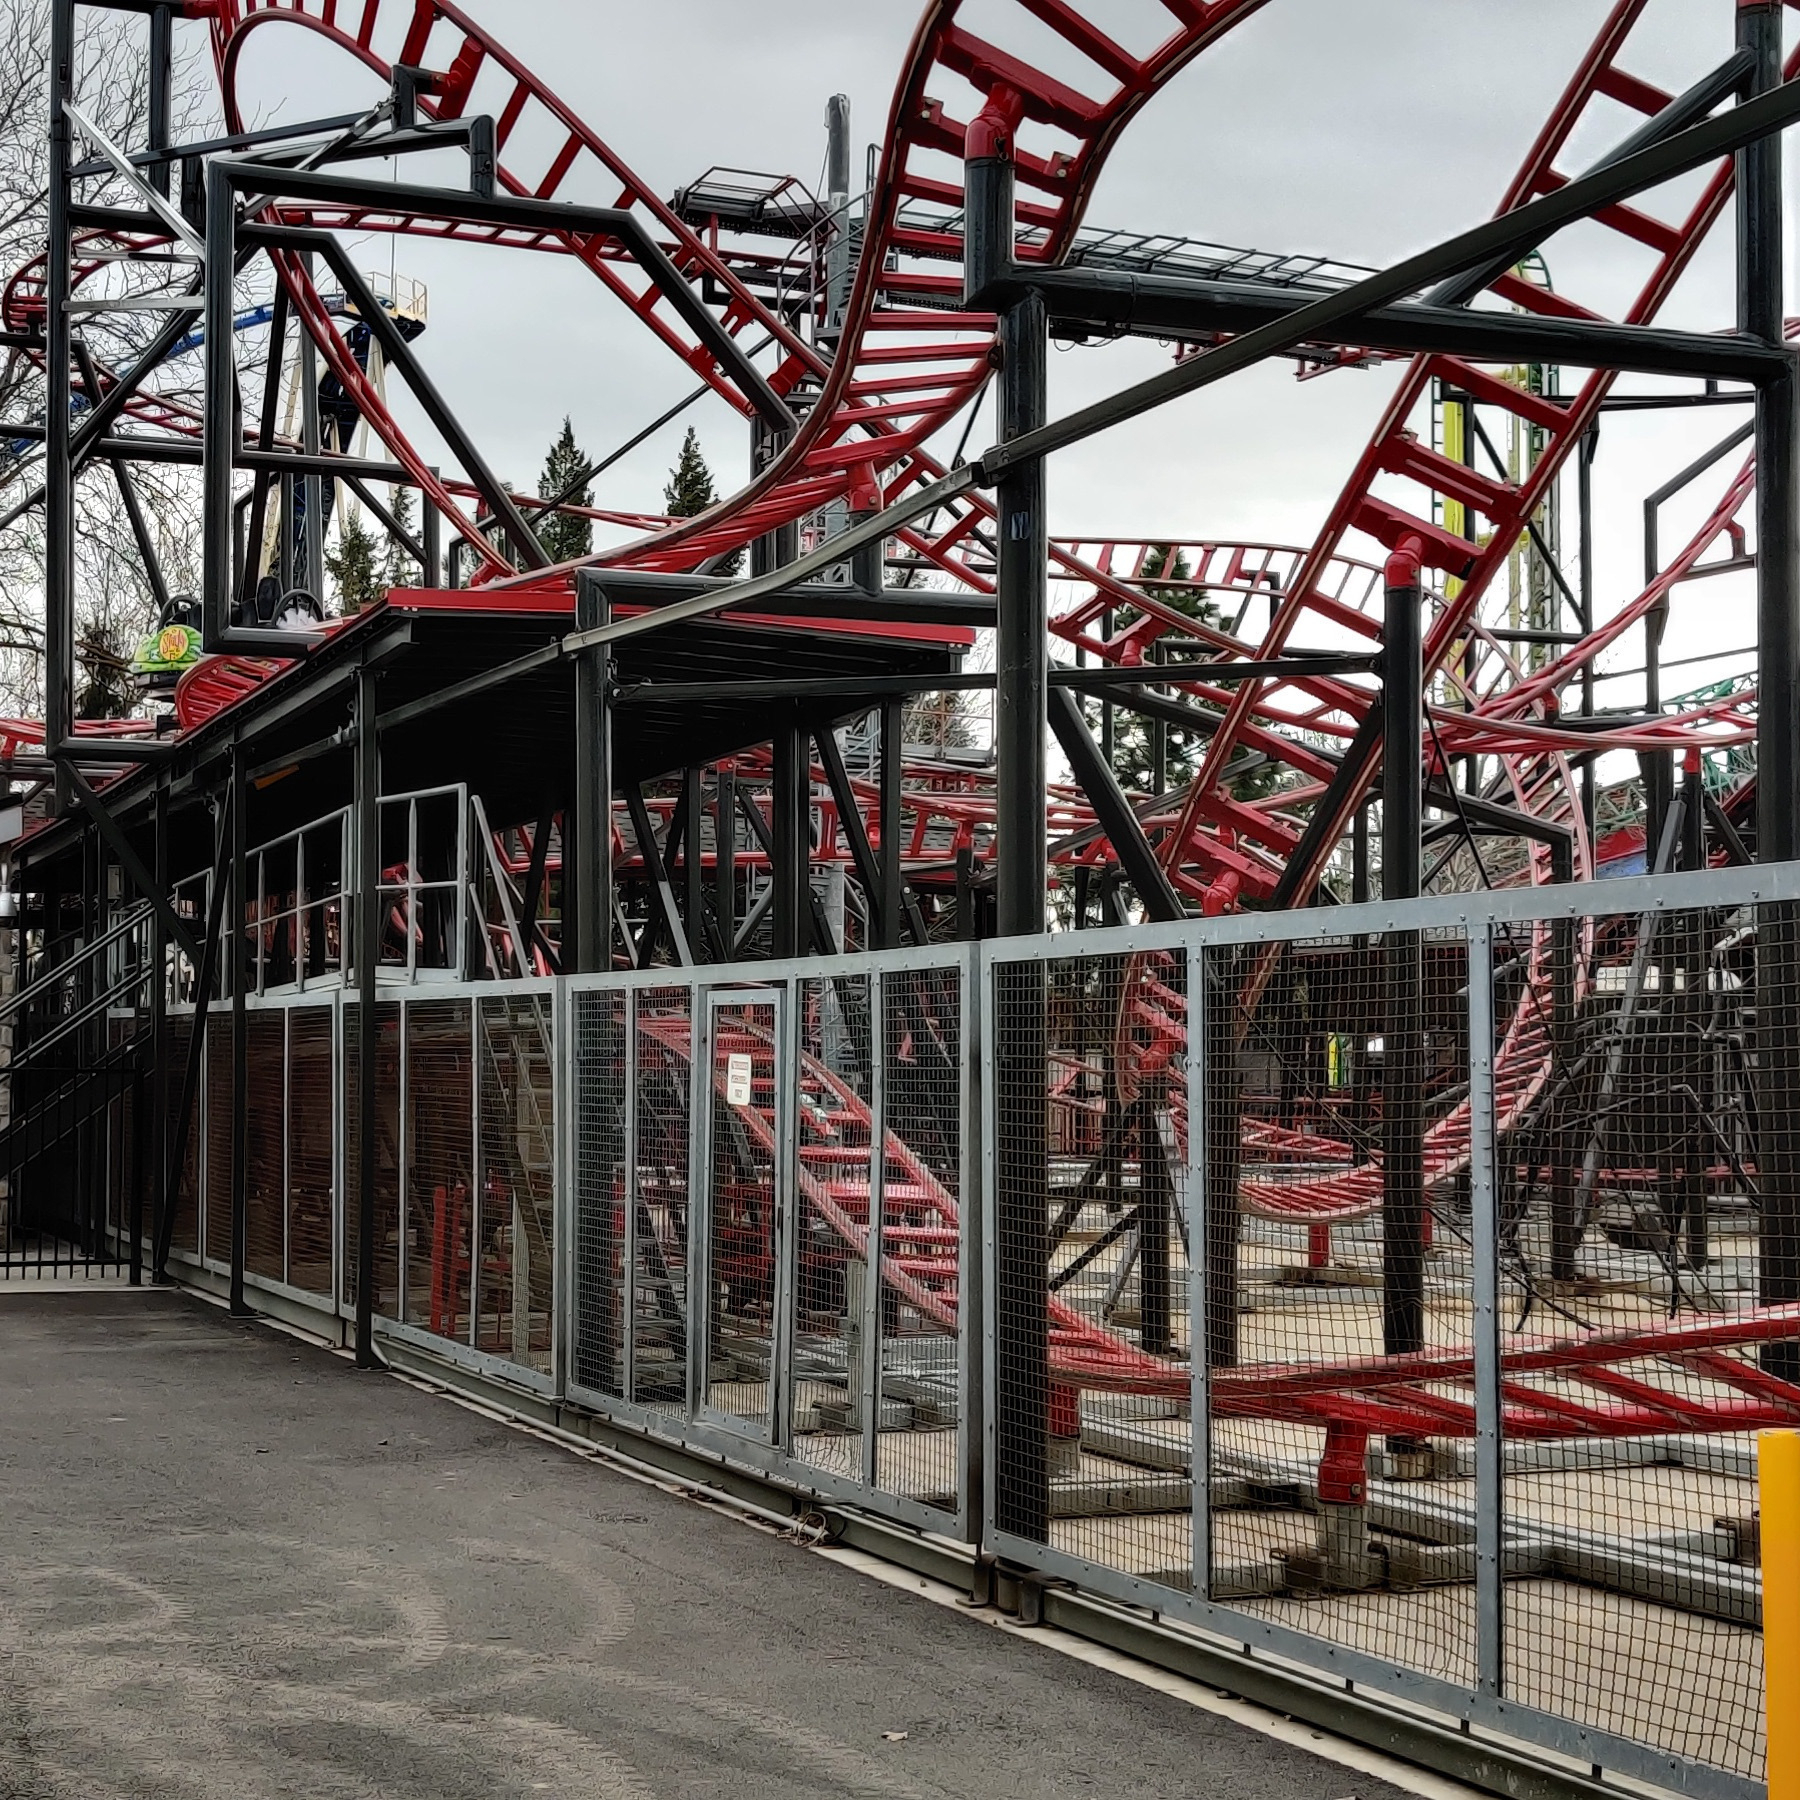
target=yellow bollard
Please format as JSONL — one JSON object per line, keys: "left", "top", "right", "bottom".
{"left": 1764, "top": 1429, "right": 1800, "bottom": 1799}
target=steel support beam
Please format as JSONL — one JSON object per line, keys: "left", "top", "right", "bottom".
{"left": 63, "top": 767, "right": 199, "bottom": 965}
{"left": 771, "top": 719, "right": 807, "bottom": 960}
{"left": 714, "top": 765, "right": 736, "bottom": 956}
{"left": 1021, "top": 269, "right": 1783, "bottom": 383}
{"left": 879, "top": 700, "right": 905, "bottom": 950}
{"left": 1047, "top": 687, "right": 1183, "bottom": 924}
{"left": 226, "top": 160, "right": 794, "bottom": 431}
{"left": 152, "top": 795, "right": 231, "bottom": 1281}
{"left": 228, "top": 746, "right": 248, "bottom": 1316}
{"left": 680, "top": 767, "right": 707, "bottom": 960}
{"left": 996, "top": 282, "right": 1048, "bottom": 939}
{"left": 1736, "top": 0, "right": 1800, "bottom": 1376}
{"left": 572, "top": 574, "right": 611, "bottom": 974}
{"left": 1382, "top": 547, "right": 1426, "bottom": 1363}
{"left": 815, "top": 727, "right": 886, "bottom": 950}
{"left": 44, "top": 0, "right": 74, "bottom": 772}
{"left": 977, "top": 73, "right": 1800, "bottom": 482}
{"left": 202, "top": 161, "right": 240, "bottom": 652}
{"left": 354, "top": 666, "right": 379, "bottom": 1368}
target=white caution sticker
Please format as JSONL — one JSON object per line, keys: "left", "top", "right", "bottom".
{"left": 726, "top": 1052, "right": 753, "bottom": 1107}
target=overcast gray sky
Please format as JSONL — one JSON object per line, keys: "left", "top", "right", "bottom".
{"left": 210, "top": 0, "right": 1782, "bottom": 722}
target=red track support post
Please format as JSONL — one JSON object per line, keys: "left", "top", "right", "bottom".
{"left": 1381, "top": 544, "right": 1428, "bottom": 1368}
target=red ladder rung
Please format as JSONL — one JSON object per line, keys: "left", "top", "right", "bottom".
{"left": 1434, "top": 358, "right": 1574, "bottom": 436}
{"left": 1380, "top": 437, "right": 1517, "bottom": 524}
{"left": 536, "top": 131, "right": 584, "bottom": 200}
{"left": 1593, "top": 63, "right": 1673, "bottom": 118}
{"left": 495, "top": 80, "right": 531, "bottom": 151}
{"left": 1015, "top": 0, "right": 1142, "bottom": 87}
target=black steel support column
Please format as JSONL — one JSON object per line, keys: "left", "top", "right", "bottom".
{"left": 680, "top": 768, "right": 706, "bottom": 960}
{"left": 1678, "top": 749, "right": 1709, "bottom": 1269}
{"left": 1740, "top": 0, "right": 1800, "bottom": 1370}
{"left": 771, "top": 719, "right": 806, "bottom": 960}
{"left": 147, "top": 6, "right": 173, "bottom": 197}
{"left": 1746, "top": 0, "right": 1795, "bottom": 867}
{"left": 355, "top": 667, "right": 379, "bottom": 1367}
{"left": 714, "top": 765, "right": 736, "bottom": 958}
{"left": 145, "top": 782, "right": 167, "bottom": 1286}
{"left": 202, "top": 161, "right": 239, "bottom": 651}
{"left": 44, "top": 0, "right": 73, "bottom": 769}
{"left": 1382, "top": 547, "right": 1427, "bottom": 1361}
{"left": 1549, "top": 834, "right": 1578, "bottom": 1282}
{"left": 879, "top": 700, "right": 905, "bottom": 949}
{"left": 572, "top": 574, "right": 612, "bottom": 975}
{"left": 1204, "top": 953, "right": 1242, "bottom": 1372}
{"left": 423, "top": 466, "right": 442, "bottom": 588}
{"left": 996, "top": 291, "right": 1049, "bottom": 940}
{"left": 994, "top": 954, "right": 1049, "bottom": 1540}
{"left": 154, "top": 799, "right": 232, "bottom": 1282}
{"left": 1138, "top": 1099, "right": 1172, "bottom": 1355}
{"left": 970, "top": 111, "right": 1053, "bottom": 1532}
{"left": 750, "top": 423, "right": 798, "bottom": 576}
{"left": 967, "top": 125, "right": 1049, "bottom": 940}
{"left": 228, "top": 747, "right": 249, "bottom": 1315}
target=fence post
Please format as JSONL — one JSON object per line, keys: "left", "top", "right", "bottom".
{"left": 1468, "top": 921, "right": 1503, "bottom": 1697}
{"left": 1763, "top": 1428, "right": 1800, "bottom": 1799}
{"left": 1188, "top": 942, "right": 1211, "bottom": 1598}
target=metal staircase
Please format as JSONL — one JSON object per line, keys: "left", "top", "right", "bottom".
{"left": 0, "top": 904, "right": 155, "bottom": 1267}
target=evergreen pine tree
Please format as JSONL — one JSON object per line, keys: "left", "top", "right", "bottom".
{"left": 1110, "top": 545, "right": 1206, "bottom": 794}
{"left": 326, "top": 506, "right": 385, "bottom": 614}
{"left": 536, "top": 415, "right": 594, "bottom": 563}
{"left": 385, "top": 485, "right": 418, "bottom": 590}
{"left": 1107, "top": 546, "right": 1279, "bottom": 804}
{"left": 664, "top": 426, "right": 740, "bottom": 576}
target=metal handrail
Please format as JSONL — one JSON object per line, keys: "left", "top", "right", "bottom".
{"left": 10, "top": 958, "right": 153, "bottom": 1068}
{"left": 3, "top": 900, "right": 153, "bottom": 1031}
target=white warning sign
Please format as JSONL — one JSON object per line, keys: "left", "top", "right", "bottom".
{"left": 726, "top": 1052, "right": 754, "bottom": 1107}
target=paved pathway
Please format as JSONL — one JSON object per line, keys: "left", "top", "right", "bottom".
{"left": 0, "top": 1290, "right": 1416, "bottom": 1799}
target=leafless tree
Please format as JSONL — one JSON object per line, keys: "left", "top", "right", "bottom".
{"left": 0, "top": 0, "right": 215, "bottom": 718}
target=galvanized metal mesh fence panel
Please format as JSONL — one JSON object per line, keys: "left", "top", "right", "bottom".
{"left": 1484, "top": 900, "right": 1773, "bottom": 1782}
{"left": 286, "top": 1005, "right": 333, "bottom": 1296}
{"left": 406, "top": 999, "right": 474, "bottom": 1342}
{"left": 573, "top": 989, "right": 627, "bottom": 1398}
{"left": 701, "top": 993, "right": 781, "bottom": 1434}
{"left": 790, "top": 972, "right": 873, "bottom": 1485}
{"left": 877, "top": 964, "right": 965, "bottom": 1515}
{"left": 203, "top": 1009, "right": 232, "bottom": 1267}
{"left": 1028, "top": 948, "right": 1194, "bottom": 1587}
{"left": 476, "top": 993, "right": 555, "bottom": 1372}
{"left": 991, "top": 954, "right": 1050, "bottom": 1544}
{"left": 342, "top": 1001, "right": 401, "bottom": 1316}
{"left": 1203, "top": 930, "right": 1476, "bottom": 1685}
{"left": 632, "top": 986, "right": 694, "bottom": 1412}
{"left": 166, "top": 1013, "right": 199, "bottom": 1258}
{"left": 245, "top": 1009, "right": 284, "bottom": 1281}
